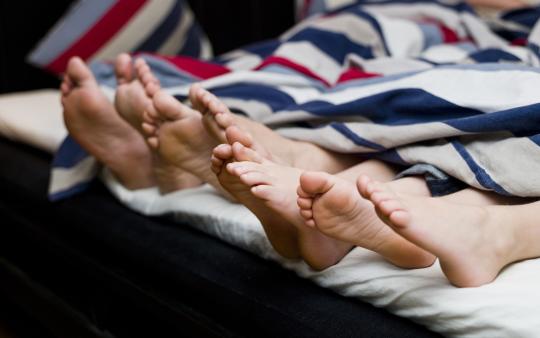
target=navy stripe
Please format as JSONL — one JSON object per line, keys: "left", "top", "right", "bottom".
{"left": 52, "top": 137, "right": 90, "bottom": 168}
{"left": 468, "top": 49, "right": 522, "bottom": 63}
{"left": 287, "top": 28, "right": 374, "bottom": 63}
{"left": 136, "top": 0, "right": 184, "bottom": 52}
{"left": 287, "top": 88, "right": 482, "bottom": 126}
{"left": 210, "top": 83, "right": 296, "bottom": 112}
{"left": 49, "top": 181, "right": 93, "bottom": 202}
{"left": 178, "top": 23, "right": 202, "bottom": 57}
{"left": 446, "top": 103, "right": 540, "bottom": 137}
{"left": 501, "top": 6, "right": 540, "bottom": 29}
{"left": 330, "top": 123, "right": 387, "bottom": 151}
{"left": 451, "top": 140, "right": 510, "bottom": 195}
{"left": 529, "top": 134, "right": 540, "bottom": 146}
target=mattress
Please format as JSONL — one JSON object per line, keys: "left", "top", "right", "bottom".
{"left": 1, "top": 90, "right": 539, "bottom": 338}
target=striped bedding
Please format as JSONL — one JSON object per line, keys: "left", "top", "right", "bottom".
{"left": 50, "top": 0, "right": 540, "bottom": 200}
{"left": 27, "top": 0, "right": 211, "bottom": 74}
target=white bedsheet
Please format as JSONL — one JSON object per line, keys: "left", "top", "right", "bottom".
{"left": 1, "top": 90, "right": 539, "bottom": 338}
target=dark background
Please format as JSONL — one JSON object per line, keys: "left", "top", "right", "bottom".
{"left": 0, "top": 0, "right": 295, "bottom": 94}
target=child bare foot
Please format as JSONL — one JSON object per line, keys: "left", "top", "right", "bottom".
{"left": 115, "top": 54, "right": 159, "bottom": 133}
{"left": 61, "top": 56, "right": 155, "bottom": 190}
{"left": 142, "top": 91, "right": 225, "bottom": 195}
{"left": 190, "top": 85, "right": 359, "bottom": 173}
{"left": 213, "top": 141, "right": 354, "bottom": 269}
{"left": 359, "top": 177, "right": 515, "bottom": 287}
{"left": 297, "top": 172, "right": 436, "bottom": 269}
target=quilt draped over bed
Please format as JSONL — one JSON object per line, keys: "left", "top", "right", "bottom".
{"left": 50, "top": 0, "right": 540, "bottom": 200}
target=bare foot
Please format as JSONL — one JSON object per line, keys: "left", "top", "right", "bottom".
{"left": 297, "top": 172, "right": 436, "bottom": 269}
{"left": 360, "top": 177, "right": 514, "bottom": 287}
{"left": 61, "top": 57, "right": 155, "bottom": 190}
{"left": 114, "top": 54, "right": 155, "bottom": 134}
{"left": 211, "top": 142, "right": 301, "bottom": 260}
{"left": 142, "top": 90, "right": 223, "bottom": 195}
{"left": 190, "top": 85, "right": 359, "bottom": 173}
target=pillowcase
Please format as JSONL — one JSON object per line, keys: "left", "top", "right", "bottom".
{"left": 296, "top": 0, "right": 360, "bottom": 20}
{"left": 27, "top": 0, "right": 212, "bottom": 75}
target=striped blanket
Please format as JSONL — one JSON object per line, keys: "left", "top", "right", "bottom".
{"left": 50, "top": 0, "right": 540, "bottom": 200}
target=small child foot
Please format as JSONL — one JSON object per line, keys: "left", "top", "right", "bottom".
{"left": 297, "top": 172, "right": 435, "bottom": 269}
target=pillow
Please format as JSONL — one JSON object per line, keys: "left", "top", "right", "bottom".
{"left": 27, "top": 0, "right": 212, "bottom": 75}
{"left": 296, "top": 0, "right": 360, "bottom": 20}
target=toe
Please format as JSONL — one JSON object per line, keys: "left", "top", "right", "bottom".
{"left": 356, "top": 175, "right": 372, "bottom": 198}
{"left": 300, "top": 209, "right": 313, "bottom": 220}
{"left": 153, "top": 91, "right": 190, "bottom": 120}
{"left": 388, "top": 210, "right": 412, "bottom": 229}
{"left": 142, "top": 122, "right": 156, "bottom": 136}
{"left": 115, "top": 53, "right": 133, "bottom": 84}
{"left": 213, "top": 144, "right": 233, "bottom": 161}
{"left": 147, "top": 137, "right": 159, "bottom": 149}
{"left": 226, "top": 126, "right": 254, "bottom": 148}
{"left": 299, "top": 171, "right": 335, "bottom": 196}
{"left": 239, "top": 171, "right": 274, "bottom": 186}
{"left": 297, "top": 197, "right": 313, "bottom": 209}
{"left": 66, "top": 57, "right": 95, "bottom": 86}
{"left": 251, "top": 185, "right": 283, "bottom": 202}
{"left": 378, "top": 199, "right": 405, "bottom": 216}
{"left": 231, "top": 142, "right": 265, "bottom": 163}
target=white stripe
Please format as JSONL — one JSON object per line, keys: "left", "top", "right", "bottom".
{"left": 157, "top": 7, "right": 193, "bottom": 55}
{"left": 372, "top": 13, "right": 424, "bottom": 57}
{"left": 465, "top": 136, "right": 540, "bottom": 197}
{"left": 397, "top": 141, "right": 483, "bottom": 189}
{"left": 27, "top": 0, "right": 116, "bottom": 66}
{"left": 49, "top": 157, "right": 100, "bottom": 196}
{"left": 90, "top": 0, "right": 176, "bottom": 61}
{"left": 281, "top": 13, "right": 386, "bottom": 57}
{"left": 316, "top": 68, "right": 540, "bottom": 113}
{"left": 274, "top": 41, "right": 342, "bottom": 84}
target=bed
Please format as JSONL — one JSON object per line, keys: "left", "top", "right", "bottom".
{"left": 0, "top": 114, "right": 440, "bottom": 337}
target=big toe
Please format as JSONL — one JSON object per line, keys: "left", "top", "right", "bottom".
{"left": 299, "top": 172, "right": 335, "bottom": 196}
{"left": 226, "top": 125, "right": 253, "bottom": 148}
{"left": 115, "top": 53, "right": 133, "bottom": 84}
{"left": 66, "top": 57, "right": 95, "bottom": 86}
{"left": 153, "top": 91, "right": 193, "bottom": 120}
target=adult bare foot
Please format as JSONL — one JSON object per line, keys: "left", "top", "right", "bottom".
{"left": 190, "top": 85, "right": 359, "bottom": 173}
{"left": 297, "top": 172, "right": 435, "bottom": 269}
{"left": 142, "top": 90, "right": 224, "bottom": 195}
{"left": 114, "top": 53, "right": 154, "bottom": 134}
{"left": 359, "top": 177, "right": 514, "bottom": 287}
{"left": 61, "top": 56, "right": 155, "bottom": 190}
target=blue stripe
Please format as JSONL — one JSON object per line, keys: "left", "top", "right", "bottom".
{"left": 446, "top": 103, "right": 540, "bottom": 137}
{"left": 286, "top": 88, "right": 482, "bottom": 125}
{"left": 451, "top": 140, "right": 510, "bottom": 195}
{"left": 52, "top": 137, "right": 90, "bottom": 168}
{"left": 210, "top": 83, "right": 296, "bottom": 112}
{"left": 529, "top": 134, "right": 540, "bottom": 146}
{"left": 330, "top": 123, "right": 386, "bottom": 151}
{"left": 178, "top": 23, "right": 202, "bottom": 57}
{"left": 287, "top": 28, "right": 374, "bottom": 63}
{"left": 49, "top": 181, "right": 93, "bottom": 202}
{"left": 468, "top": 49, "right": 522, "bottom": 63}
{"left": 135, "top": 0, "right": 184, "bottom": 52}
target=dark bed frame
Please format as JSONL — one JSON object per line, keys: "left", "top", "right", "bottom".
{"left": 0, "top": 1, "right": 443, "bottom": 337}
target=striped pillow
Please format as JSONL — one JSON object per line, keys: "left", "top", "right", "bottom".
{"left": 296, "top": 0, "right": 361, "bottom": 20}
{"left": 27, "top": 0, "right": 212, "bottom": 75}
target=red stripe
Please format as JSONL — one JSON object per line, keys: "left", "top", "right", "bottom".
{"left": 47, "top": 0, "right": 148, "bottom": 74}
{"left": 151, "top": 54, "right": 230, "bottom": 79}
{"left": 512, "top": 38, "right": 527, "bottom": 46}
{"left": 337, "top": 67, "right": 381, "bottom": 83}
{"left": 438, "top": 24, "right": 459, "bottom": 43}
{"left": 255, "top": 56, "right": 331, "bottom": 86}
